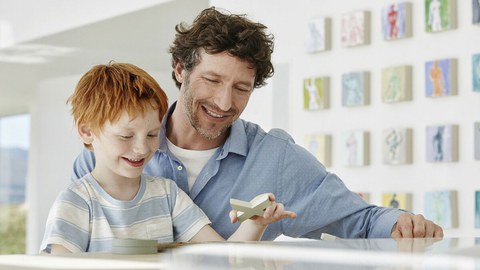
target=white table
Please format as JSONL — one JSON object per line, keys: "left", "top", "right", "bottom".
{"left": 1, "top": 238, "right": 479, "bottom": 269}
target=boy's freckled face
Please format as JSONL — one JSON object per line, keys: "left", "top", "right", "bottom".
{"left": 91, "top": 108, "right": 161, "bottom": 182}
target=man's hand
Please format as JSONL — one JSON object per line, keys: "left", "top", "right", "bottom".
{"left": 390, "top": 213, "right": 443, "bottom": 238}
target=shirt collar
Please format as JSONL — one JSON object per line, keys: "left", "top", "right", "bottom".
{"left": 219, "top": 118, "right": 248, "bottom": 158}
{"left": 158, "top": 102, "right": 175, "bottom": 153}
{"left": 158, "top": 101, "right": 248, "bottom": 158}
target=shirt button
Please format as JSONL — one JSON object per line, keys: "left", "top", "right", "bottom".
{"left": 177, "top": 165, "right": 183, "bottom": 171}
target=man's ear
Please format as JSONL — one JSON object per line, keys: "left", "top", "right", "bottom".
{"left": 77, "top": 122, "right": 94, "bottom": 145}
{"left": 174, "top": 62, "right": 185, "bottom": 83}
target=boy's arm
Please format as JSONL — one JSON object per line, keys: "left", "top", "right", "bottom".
{"left": 50, "top": 244, "right": 73, "bottom": 254}
{"left": 189, "top": 220, "right": 267, "bottom": 242}
{"left": 189, "top": 194, "right": 296, "bottom": 242}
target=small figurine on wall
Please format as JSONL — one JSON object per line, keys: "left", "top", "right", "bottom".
{"left": 425, "top": 0, "right": 457, "bottom": 32}
{"left": 473, "top": 0, "right": 480, "bottom": 24}
{"left": 305, "top": 17, "right": 331, "bottom": 53}
{"left": 303, "top": 76, "right": 329, "bottom": 110}
{"left": 341, "top": 11, "right": 370, "bottom": 47}
{"left": 473, "top": 54, "right": 480, "bottom": 92}
{"left": 424, "top": 190, "right": 458, "bottom": 229}
{"left": 474, "top": 122, "right": 480, "bottom": 160}
{"left": 475, "top": 191, "right": 480, "bottom": 228}
{"left": 341, "top": 130, "right": 369, "bottom": 167}
{"left": 342, "top": 71, "right": 370, "bottom": 107}
{"left": 381, "top": 65, "right": 412, "bottom": 103}
{"left": 381, "top": 193, "right": 412, "bottom": 211}
{"left": 426, "top": 125, "right": 458, "bottom": 162}
{"left": 425, "top": 59, "right": 457, "bottom": 97}
{"left": 304, "top": 133, "right": 332, "bottom": 167}
{"left": 382, "top": 128, "right": 412, "bottom": 165}
{"left": 381, "top": 2, "right": 412, "bottom": 40}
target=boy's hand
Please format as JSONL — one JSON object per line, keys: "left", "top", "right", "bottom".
{"left": 229, "top": 193, "right": 297, "bottom": 226}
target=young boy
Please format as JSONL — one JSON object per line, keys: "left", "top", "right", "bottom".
{"left": 40, "top": 63, "right": 296, "bottom": 254}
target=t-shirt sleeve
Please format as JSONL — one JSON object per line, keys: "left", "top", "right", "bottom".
{"left": 71, "top": 149, "right": 95, "bottom": 182}
{"left": 40, "top": 188, "right": 91, "bottom": 253}
{"left": 168, "top": 182, "right": 211, "bottom": 242}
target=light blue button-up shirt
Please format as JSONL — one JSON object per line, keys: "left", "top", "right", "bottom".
{"left": 72, "top": 103, "right": 403, "bottom": 240}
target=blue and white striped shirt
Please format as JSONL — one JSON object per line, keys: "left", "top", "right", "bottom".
{"left": 41, "top": 174, "right": 210, "bottom": 253}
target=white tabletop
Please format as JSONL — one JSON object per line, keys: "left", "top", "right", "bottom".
{"left": 1, "top": 238, "right": 479, "bottom": 270}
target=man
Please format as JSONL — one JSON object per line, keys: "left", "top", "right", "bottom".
{"left": 73, "top": 7, "right": 443, "bottom": 240}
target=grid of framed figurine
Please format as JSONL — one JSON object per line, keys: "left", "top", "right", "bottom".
{"left": 301, "top": 1, "right": 479, "bottom": 229}
{"left": 301, "top": 1, "right": 478, "bottom": 166}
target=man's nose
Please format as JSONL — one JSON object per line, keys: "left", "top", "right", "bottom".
{"left": 214, "top": 85, "right": 232, "bottom": 111}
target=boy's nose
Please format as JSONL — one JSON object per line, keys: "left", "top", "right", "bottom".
{"left": 132, "top": 139, "right": 149, "bottom": 155}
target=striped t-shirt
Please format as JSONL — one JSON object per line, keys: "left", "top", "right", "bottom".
{"left": 40, "top": 174, "right": 211, "bottom": 253}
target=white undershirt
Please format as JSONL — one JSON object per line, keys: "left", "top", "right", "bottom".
{"left": 166, "top": 139, "right": 219, "bottom": 191}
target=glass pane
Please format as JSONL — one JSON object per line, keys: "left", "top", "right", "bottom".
{"left": 0, "top": 114, "right": 29, "bottom": 254}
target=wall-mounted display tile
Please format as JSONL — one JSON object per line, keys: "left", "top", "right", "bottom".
{"left": 381, "top": 2, "right": 412, "bottom": 41}
{"left": 425, "top": 0, "right": 457, "bottom": 33}
{"left": 424, "top": 190, "right": 458, "bottom": 229}
{"left": 475, "top": 191, "right": 480, "bottom": 228}
{"left": 303, "top": 76, "right": 330, "bottom": 110}
{"left": 304, "top": 133, "right": 332, "bottom": 167}
{"left": 425, "top": 58, "right": 457, "bottom": 97}
{"left": 382, "top": 128, "right": 412, "bottom": 165}
{"left": 341, "top": 11, "right": 370, "bottom": 47}
{"left": 342, "top": 71, "right": 370, "bottom": 107}
{"left": 356, "top": 192, "right": 370, "bottom": 203}
{"left": 426, "top": 124, "right": 458, "bottom": 162}
{"left": 473, "top": 54, "right": 480, "bottom": 92}
{"left": 381, "top": 65, "right": 412, "bottom": 103}
{"left": 305, "top": 17, "right": 331, "bottom": 53}
{"left": 474, "top": 122, "right": 480, "bottom": 160}
{"left": 341, "top": 130, "right": 369, "bottom": 167}
{"left": 381, "top": 192, "right": 412, "bottom": 211}
{"left": 473, "top": 0, "right": 480, "bottom": 24}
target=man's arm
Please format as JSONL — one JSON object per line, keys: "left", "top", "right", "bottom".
{"left": 272, "top": 132, "right": 442, "bottom": 239}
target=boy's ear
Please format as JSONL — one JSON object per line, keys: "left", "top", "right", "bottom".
{"left": 174, "top": 62, "right": 185, "bottom": 83}
{"left": 77, "top": 122, "right": 94, "bottom": 145}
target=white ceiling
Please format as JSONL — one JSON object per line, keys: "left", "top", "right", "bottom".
{"left": 0, "top": 0, "right": 209, "bottom": 115}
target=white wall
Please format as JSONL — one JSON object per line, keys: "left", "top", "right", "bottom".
{"left": 214, "top": 0, "right": 480, "bottom": 238}
{"left": 0, "top": 0, "right": 170, "bottom": 47}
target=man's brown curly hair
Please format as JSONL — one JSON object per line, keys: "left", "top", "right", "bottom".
{"left": 169, "top": 7, "right": 274, "bottom": 89}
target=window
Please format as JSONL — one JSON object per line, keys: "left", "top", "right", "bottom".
{"left": 0, "top": 114, "right": 29, "bottom": 254}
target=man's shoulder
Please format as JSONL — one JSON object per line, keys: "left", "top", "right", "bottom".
{"left": 240, "top": 119, "right": 293, "bottom": 142}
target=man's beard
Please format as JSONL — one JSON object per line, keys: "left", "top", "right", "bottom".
{"left": 182, "top": 76, "right": 235, "bottom": 140}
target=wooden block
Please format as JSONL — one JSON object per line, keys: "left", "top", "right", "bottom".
{"left": 111, "top": 239, "right": 157, "bottom": 254}
{"left": 320, "top": 233, "right": 341, "bottom": 241}
{"left": 230, "top": 193, "right": 272, "bottom": 222}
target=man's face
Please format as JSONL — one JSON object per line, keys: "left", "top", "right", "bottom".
{"left": 177, "top": 51, "right": 255, "bottom": 140}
